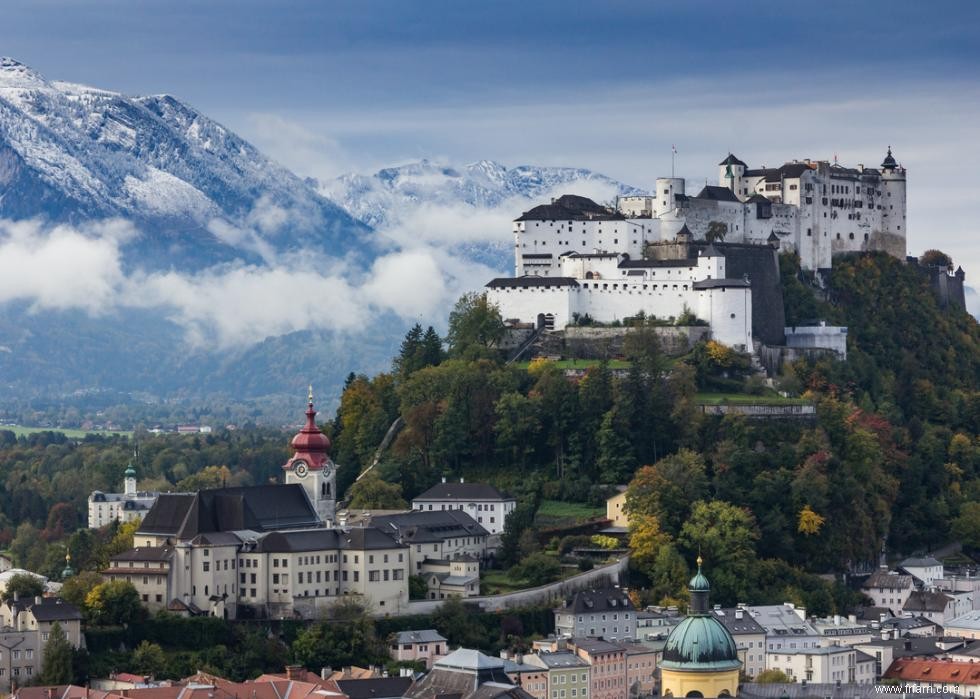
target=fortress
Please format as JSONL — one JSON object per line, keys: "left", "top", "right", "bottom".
{"left": 486, "top": 149, "right": 909, "bottom": 350}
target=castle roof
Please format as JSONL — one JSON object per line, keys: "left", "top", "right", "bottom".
{"left": 414, "top": 482, "right": 512, "bottom": 502}
{"left": 255, "top": 527, "right": 404, "bottom": 553}
{"left": 696, "top": 185, "right": 740, "bottom": 202}
{"left": 719, "top": 154, "right": 747, "bottom": 167}
{"left": 882, "top": 147, "right": 897, "bottom": 169}
{"left": 486, "top": 277, "right": 579, "bottom": 289}
{"left": 692, "top": 278, "right": 751, "bottom": 289}
{"left": 515, "top": 194, "right": 624, "bottom": 222}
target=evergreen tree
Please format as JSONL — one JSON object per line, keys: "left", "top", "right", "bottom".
{"left": 395, "top": 323, "right": 424, "bottom": 377}
{"left": 420, "top": 326, "right": 445, "bottom": 367}
{"left": 40, "top": 621, "right": 74, "bottom": 685}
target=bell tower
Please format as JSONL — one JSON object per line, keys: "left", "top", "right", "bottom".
{"left": 283, "top": 387, "right": 336, "bottom": 524}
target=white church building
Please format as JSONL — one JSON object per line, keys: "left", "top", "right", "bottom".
{"left": 88, "top": 461, "right": 161, "bottom": 529}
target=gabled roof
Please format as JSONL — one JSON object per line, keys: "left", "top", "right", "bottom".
{"left": 394, "top": 629, "right": 447, "bottom": 644}
{"left": 415, "top": 482, "right": 513, "bottom": 502}
{"left": 900, "top": 556, "right": 942, "bottom": 568}
{"left": 885, "top": 658, "right": 980, "bottom": 685}
{"left": 696, "top": 185, "right": 740, "bottom": 202}
{"left": 903, "top": 591, "right": 951, "bottom": 613}
{"left": 255, "top": 527, "right": 405, "bottom": 553}
{"left": 110, "top": 546, "right": 174, "bottom": 562}
{"left": 337, "top": 677, "right": 413, "bottom": 699}
{"left": 8, "top": 596, "right": 83, "bottom": 622}
{"left": 372, "top": 509, "right": 489, "bottom": 544}
{"left": 515, "top": 195, "right": 624, "bottom": 222}
{"left": 139, "top": 485, "right": 321, "bottom": 539}
{"left": 710, "top": 608, "right": 766, "bottom": 635}
{"left": 558, "top": 588, "right": 635, "bottom": 615}
{"left": 863, "top": 570, "right": 914, "bottom": 590}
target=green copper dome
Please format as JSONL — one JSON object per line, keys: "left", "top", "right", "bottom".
{"left": 125, "top": 463, "right": 137, "bottom": 478}
{"left": 661, "top": 616, "right": 741, "bottom": 671}
{"left": 661, "top": 556, "right": 741, "bottom": 672}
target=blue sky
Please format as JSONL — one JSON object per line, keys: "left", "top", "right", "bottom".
{"left": 3, "top": 0, "right": 980, "bottom": 277}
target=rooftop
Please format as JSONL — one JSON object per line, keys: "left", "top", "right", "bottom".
{"left": 558, "top": 588, "right": 635, "bottom": 615}
{"left": 414, "top": 482, "right": 513, "bottom": 502}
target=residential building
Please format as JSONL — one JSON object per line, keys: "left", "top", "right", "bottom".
{"left": 568, "top": 639, "right": 627, "bottom": 699}
{"left": 369, "top": 509, "right": 489, "bottom": 573}
{"left": 743, "top": 603, "right": 822, "bottom": 653}
{"left": 605, "top": 488, "right": 628, "bottom": 531}
{"left": 389, "top": 630, "right": 448, "bottom": 669}
{"left": 502, "top": 656, "right": 548, "bottom": 699}
{"left": 709, "top": 606, "right": 767, "bottom": 679}
{"left": 765, "top": 644, "right": 875, "bottom": 685}
{"left": 622, "top": 643, "right": 656, "bottom": 698}
{"left": 884, "top": 658, "right": 980, "bottom": 697}
{"left": 412, "top": 480, "right": 516, "bottom": 535}
{"left": 103, "top": 546, "right": 174, "bottom": 611}
{"left": 899, "top": 557, "right": 945, "bottom": 587}
{"left": 810, "top": 615, "right": 874, "bottom": 645}
{"left": 946, "top": 610, "right": 980, "bottom": 640}
{"left": 0, "top": 596, "right": 83, "bottom": 693}
{"left": 554, "top": 589, "right": 636, "bottom": 642}
{"left": 419, "top": 556, "right": 480, "bottom": 599}
{"left": 854, "top": 636, "right": 967, "bottom": 680}
{"left": 904, "top": 590, "right": 972, "bottom": 627}
{"left": 405, "top": 648, "right": 536, "bottom": 699}
{"left": 862, "top": 570, "right": 914, "bottom": 616}
{"left": 635, "top": 609, "right": 682, "bottom": 641}
{"left": 879, "top": 616, "right": 938, "bottom": 637}
{"left": 523, "top": 651, "right": 590, "bottom": 699}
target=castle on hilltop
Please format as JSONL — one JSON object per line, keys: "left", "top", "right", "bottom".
{"left": 486, "top": 149, "right": 907, "bottom": 350}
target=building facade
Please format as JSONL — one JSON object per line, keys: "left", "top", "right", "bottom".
{"left": 554, "top": 589, "right": 636, "bottom": 642}
{"left": 88, "top": 463, "right": 161, "bottom": 529}
{"left": 0, "top": 596, "right": 83, "bottom": 693}
{"left": 412, "top": 480, "right": 516, "bottom": 535}
{"left": 389, "top": 630, "right": 448, "bottom": 669}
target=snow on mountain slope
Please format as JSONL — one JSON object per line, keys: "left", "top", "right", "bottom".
{"left": 0, "top": 57, "right": 368, "bottom": 269}
{"left": 324, "top": 158, "right": 642, "bottom": 230}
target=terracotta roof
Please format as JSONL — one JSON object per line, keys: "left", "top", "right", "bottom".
{"left": 885, "top": 658, "right": 980, "bottom": 684}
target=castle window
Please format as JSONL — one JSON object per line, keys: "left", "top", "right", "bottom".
{"left": 731, "top": 313, "right": 736, "bottom": 319}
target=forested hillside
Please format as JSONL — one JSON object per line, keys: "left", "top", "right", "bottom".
{"left": 1, "top": 252, "right": 977, "bottom": 614}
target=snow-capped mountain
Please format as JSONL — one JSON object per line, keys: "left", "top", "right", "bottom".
{"left": 324, "top": 158, "right": 642, "bottom": 230}
{"left": 0, "top": 57, "right": 368, "bottom": 269}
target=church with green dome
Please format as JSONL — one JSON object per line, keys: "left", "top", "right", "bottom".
{"left": 660, "top": 557, "right": 742, "bottom": 697}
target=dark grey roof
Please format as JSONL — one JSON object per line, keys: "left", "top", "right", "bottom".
{"left": 569, "top": 637, "right": 625, "bottom": 654}
{"left": 255, "top": 527, "right": 404, "bottom": 553}
{"left": 521, "top": 253, "right": 553, "bottom": 259}
{"left": 110, "top": 546, "right": 174, "bottom": 562}
{"left": 139, "top": 485, "right": 321, "bottom": 539}
{"left": 531, "top": 651, "right": 588, "bottom": 669}
{"left": 881, "top": 616, "right": 934, "bottom": 630}
{"left": 373, "top": 509, "right": 489, "bottom": 544}
{"left": 710, "top": 608, "right": 766, "bottom": 635}
{"left": 338, "top": 677, "right": 414, "bottom": 699}
{"left": 563, "top": 251, "right": 620, "bottom": 259}
{"left": 406, "top": 653, "right": 525, "bottom": 699}
{"left": 415, "top": 482, "right": 513, "bottom": 502}
{"left": 618, "top": 258, "right": 698, "bottom": 269}
{"left": 719, "top": 154, "right": 747, "bottom": 167}
{"left": 900, "top": 556, "right": 942, "bottom": 568}
{"left": 746, "top": 194, "right": 769, "bottom": 204}
{"left": 559, "top": 588, "right": 635, "bottom": 615}
{"left": 692, "top": 278, "right": 750, "bottom": 289}
{"left": 696, "top": 185, "right": 740, "bottom": 202}
{"left": 515, "top": 194, "right": 624, "bottom": 222}
{"left": 702, "top": 243, "right": 723, "bottom": 258}
{"left": 486, "top": 277, "right": 579, "bottom": 289}
{"left": 744, "top": 162, "right": 815, "bottom": 182}
{"left": 904, "top": 591, "right": 951, "bottom": 613}
{"left": 394, "top": 629, "right": 447, "bottom": 644}
{"left": 862, "top": 636, "right": 958, "bottom": 658}
{"left": 10, "top": 596, "right": 83, "bottom": 622}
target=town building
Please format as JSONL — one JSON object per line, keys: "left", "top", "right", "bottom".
{"left": 765, "top": 644, "right": 875, "bottom": 685}
{"left": 412, "top": 480, "right": 516, "bottom": 536}
{"left": 810, "top": 615, "right": 874, "bottom": 645}
{"left": 567, "top": 638, "right": 628, "bottom": 699}
{"left": 418, "top": 556, "right": 480, "bottom": 599}
{"left": 0, "top": 596, "right": 83, "bottom": 693}
{"left": 659, "top": 558, "right": 741, "bottom": 698}
{"left": 946, "top": 610, "right": 980, "bottom": 640}
{"left": 103, "top": 396, "right": 411, "bottom": 618}
{"left": 523, "top": 651, "right": 590, "bottom": 699}
{"left": 903, "top": 590, "right": 973, "bottom": 627}
{"left": 390, "top": 630, "right": 448, "bottom": 669}
{"left": 553, "top": 589, "right": 636, "bottom": 642}
{"left": 404, "top": 649, "right": 536, "bottom": 699}
{"left": 743, "top": 604, "right": 822, "bottom": 653}
{"left": 898, "top": 557, "right": 945, "bottom": 587}
{"left": 87, "top": 462, "right": 161, "bottom": 529}
{"left": 369, "top": 510, "right": 489, "bottom": 572}
{"left": 605, "top": 488, "right": 628, "bottom": 531}
{"left": 622, "top": 642, "right": 657, "bottom": 698}
{"left": 709, "top": 606, "right": 768, "bottom": 679}
{"left": 862, "top": 570, "right": 914, "bottom": 616}
{"left": 635, "top": 608, "right": 682, "bottom": 641}
{"left": 884, "top": 658, "right": 980, "bottom": 697}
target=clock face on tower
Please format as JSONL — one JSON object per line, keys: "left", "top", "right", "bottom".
{"left": 293, "top": 460, "right": 309, "bottom": 478}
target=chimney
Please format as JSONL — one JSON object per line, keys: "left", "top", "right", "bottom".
{"left": 321, "top": 667, "right": 332, "bottom": 680}
{"left": 35, "top": 596, "right": 43, "bottom": 606}
{"left": 735, "top": 610, "right": 743, "bottom": 620}
{"left": 460, "top": 477, "right": 464, "bottom": 483}
{"left": 286, "top": 665, "right": 304, "bottom": 681}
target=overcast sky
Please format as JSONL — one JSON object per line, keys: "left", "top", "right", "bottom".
{"left": 3, "top": 0, "right": 980, "bottom": 275}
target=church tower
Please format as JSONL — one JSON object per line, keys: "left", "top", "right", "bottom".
{"left": 283, "top": 387, "right": 337, "bottom": 524}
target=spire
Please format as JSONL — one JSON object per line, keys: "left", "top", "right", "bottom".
{"left": 61, "top": 550, "right": 74, "bottom": 580}
{"left": 287, "top": 385, "right": 332, "bottom": 469}
{"left": 688, "top": 554, "right": 711, "bottom": 614}
{"left": 882, "top": 146, "right": 897, "bottom": 169}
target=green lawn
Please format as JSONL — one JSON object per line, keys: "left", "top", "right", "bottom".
{"left": 1, "top": 424, "right": 133, "bottom": 439}
{"left": 535, "top": 499, "right": 605, "bottom": 527}
{"left": 695, "top": 392, "right": 811, "bottom": 406}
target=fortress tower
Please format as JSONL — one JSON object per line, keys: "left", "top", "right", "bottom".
{"left": 878, "top": 147, "right": 908, "bottom": 257}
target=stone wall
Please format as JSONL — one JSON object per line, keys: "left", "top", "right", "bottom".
{"left": 700, "top": 403, "right": 816, "bottom": 418}
{"left": 398, "top": 556, "right": 629, "bottom": 616}
{"left": 537, "top": 326, "right": 710, "bottom": 359}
